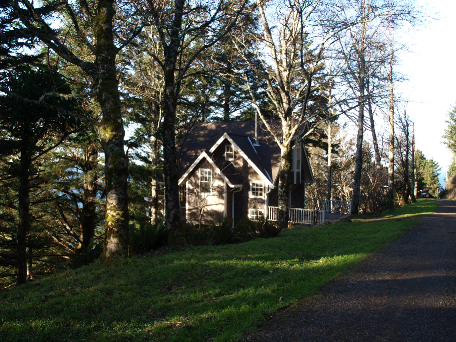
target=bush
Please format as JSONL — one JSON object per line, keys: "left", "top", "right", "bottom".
{"left": 256, "top": 216, "right": 282, "bottom": 238}
{"left": 208, "top": 216, "right": 235, "bottom": 245}
{"left": 71, "top": 238, "right": 103, "bottom": 268}
{"left": 171, "top": 216, "right": 282, "bottom": 247}
{"left": 233, "top": 217, "right": 259, "bottom": 241}
{"left": 129, "top": 220, "right": 168, "bottom": 254}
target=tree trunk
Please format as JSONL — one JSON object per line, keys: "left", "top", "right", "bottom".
{"left": 162, "top": 88, "right": 183, "bottom": 243}
{"left": 95, "top": 0, "right": 129, "bottom": 258}
{"left": 27, "top": 246, "right": 32, "bottom": 281}
{"left": 81, "top": 142, "right": 98, "bottom": 251}
{"left": 411, "top": 124, "right": 416, "bottom": 202}
{"left": 160, "top": 0, "right": 186, "bottom": 244}
{"left": 278, "top": 146, "right": 292, "bottom": 229}
{"left": 351, "top": 93, "right": 365, "bottom": 215}
{"left": 223, "top": 62, "right": 232, "bottom": 121}
{"left": 386, "top": 54, "right": 395, "bottom": 210}
{"left": 403, "top": 117, "right": 410, "bottom": 204}
{"left": 327, "top": 115, "right": 332, "bottom": 203}
{"left": 150, "top": 133, "right": 159, "bottom": 224}
{"left": 366, "top": 79, "right": 381, "bottom": 168}
{"left": 17, "top": 142, "right": 31, "bottom": 285}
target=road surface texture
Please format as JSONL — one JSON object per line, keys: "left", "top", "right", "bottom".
{"left": 241, "top": 200, "right": 456, "bottom": 342}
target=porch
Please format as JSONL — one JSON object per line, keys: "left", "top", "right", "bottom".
{"left": 304, "top": 199, "right": 352, "bottom": 214}
{"left": 267, "top": 207, "right": 325, "bottom": 226}
{"left": 266, "top": 199, "right": 352, "bottom": 226}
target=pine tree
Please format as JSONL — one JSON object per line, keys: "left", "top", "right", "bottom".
{"left": 0, "top": 65, "right": 81, "bottom": 284}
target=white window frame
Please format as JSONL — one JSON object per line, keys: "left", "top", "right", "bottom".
{"left": 225, "top": 144, "right": 234, "bottom": 161}
{"left": 249, "top": 182, "right": 264, "bottom": 198}
{"left": 249, "top": 208, "right": 265, "bottom": 221}
{"left": 158, "top": 181, "right": 165, "bottom": 196}
{"left": 200, "top": 169, "right": 212, "bottom": 194}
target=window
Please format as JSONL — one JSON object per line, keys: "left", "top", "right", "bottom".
{"left": 158, "top": 182, "right": 165, "bottom": 196}
{"left": 225, "top": 144, "right": 234, "bottom": 161}
{"left": 250, "top": 182, "right": 264, "bottom": 197}
{"left": 179, "top": 185, "right": 186, "bottom": 206}
{"left": 249, "top": 208, "right": 264, "bottom": 221}
{"left": 294, "top": 144, "right": 301, "bottom": 171}
{"left": 200, "top": 169, "right": 212, "bottom": 193}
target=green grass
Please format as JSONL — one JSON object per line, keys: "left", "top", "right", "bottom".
{"left": 1, "top": 199, "right": 438, "bottom": 342}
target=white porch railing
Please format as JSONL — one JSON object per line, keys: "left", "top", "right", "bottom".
{"left": 267, "top": 207, "right": 325, "bottom": 226}
{"left": 304, "top": 199, "right": 352, "bottom": 214}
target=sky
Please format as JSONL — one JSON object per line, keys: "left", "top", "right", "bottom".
{"left": 396, "top": 0, "right": 456, "bottom": 188}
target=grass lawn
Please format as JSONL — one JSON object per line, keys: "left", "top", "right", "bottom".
{"left": 1, "top": 199, "right": 438, "bottom": 342}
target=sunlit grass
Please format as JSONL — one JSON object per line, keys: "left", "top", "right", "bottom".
{"left": 0, "top": 199, "right": 437, "bottom": 342}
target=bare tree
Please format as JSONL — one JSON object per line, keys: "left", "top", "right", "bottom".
{"left": 396, "top": 109, "right": 413, "bottom": 205}
{"left": 233, "top": 0, "right": 340, "bottom": 228}
{"left": 333, "top": 0, "right": 416, "bottom": 214}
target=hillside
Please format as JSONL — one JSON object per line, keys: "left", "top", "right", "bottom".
{"left": 1, "top": 200, "right": 438, "bottom": 342}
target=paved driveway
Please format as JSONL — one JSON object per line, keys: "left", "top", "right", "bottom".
{"left": 242, "top": 200, "right": 456, "bottom": 342}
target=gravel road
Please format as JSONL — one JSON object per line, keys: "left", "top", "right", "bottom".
{"left": 241, "top": 200, "right": 456, "bottom": 342}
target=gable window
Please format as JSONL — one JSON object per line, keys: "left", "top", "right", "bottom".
{"left": 250, "top": 182, "right": 264, "bottom": 198}
{"left": 249, "top": 208, "right": 264, "bottom": 221}
{"left": 294, "top": 144, "right": 301, "bottom": 171}
{"left": 225, "top": 144, "right": 234, "bottom": 161}
{"left": 200, "top": 169, "right": 212, "bottom": 193}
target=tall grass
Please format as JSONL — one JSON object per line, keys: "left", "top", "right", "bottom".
{"left": 0, "top": 199, "right": 438, "bottom": 342}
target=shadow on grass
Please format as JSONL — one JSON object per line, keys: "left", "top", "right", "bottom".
{"left": 0, "top": 199, "right": 440, "bottom": 342}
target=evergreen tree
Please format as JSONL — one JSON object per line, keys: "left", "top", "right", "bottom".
{"left": 7, "top": 0, "right": 144, "bottom": 258}
{"left": 0, "top": 65, "right": 81, "bottom": 284}
{"left": 415, "top": 150, "right": 441, "bottom": 198}
{"left": 443, "top": 106, "right": 456, "bottom": 177}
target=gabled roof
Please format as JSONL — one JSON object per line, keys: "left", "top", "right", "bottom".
{"left": 178, "top": 151, "right": 242, "bottom": 187}
{"left": 209, "top": 133, "right": 273, "bottom": 184}
{"left": 178, "top": 120, "right": 313, "bottom": 186}
{"left": 179, "top": 120, "right": 281, "bottom": 184}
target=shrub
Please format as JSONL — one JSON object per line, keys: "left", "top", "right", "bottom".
{"left": 256, "top": 216, "right": 282, "bottom": 238}
{"left": 208, "top": 216, "right": 235, "bottom": 245}
{"left": 129, "top": 220, "right": 168, "bottom": 254}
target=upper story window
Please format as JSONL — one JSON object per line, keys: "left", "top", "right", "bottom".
{"left": 200, "top": 169, "right": 212, "bottom": 193}
{"left": 225, "top": 144, "right": 234, "bottom": 161}
{"left": 294, "top": 144, "right": 301, "bottom": 171}
{"left": 250, "top": 182, "right": 264, "bottom": 198}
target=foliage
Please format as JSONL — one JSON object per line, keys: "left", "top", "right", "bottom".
{"left": 0, "top": 1, "right": 45, "bottom": 69}
{"left": 0, "top": 64, "right": 82, "bottom": 285}
{"left": 444, "top": 174, "right": 456, "bottom": 200}
{"left": 0, "top": 199, "right": 437, "bottom": 341}
{"left": 255, "top": 216, "right": 282, "bottom": 238}
{"left": 129, "top": 220, "right": 168, "bottom": 254}
{"left": 443, "top": 106, "right": 456, "bottom": 181}
{"left": 208, "top": 216, "right": 237, "bottom": 245}
{"left": 443, "top": 106, "right": 456, "bottom": 156}
{"left": 415, "top": 150, "right": 441, "bottom": 197}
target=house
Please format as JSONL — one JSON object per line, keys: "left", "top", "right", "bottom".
{"left": 178, "top": 120, "right": 314, "bottom": 226}
{"left": 419, "top": 187, "right": 434, "bottom": 198}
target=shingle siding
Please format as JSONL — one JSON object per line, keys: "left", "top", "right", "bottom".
{"left": 177, "top": 120, "right": 314, "bottom": 226}
{"left": 185, "top": 159, "right": 225, "bottom": 226}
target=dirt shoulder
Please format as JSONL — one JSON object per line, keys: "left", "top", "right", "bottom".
{"left": 241, "top": 200, "right": 456, "bottom": 342}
